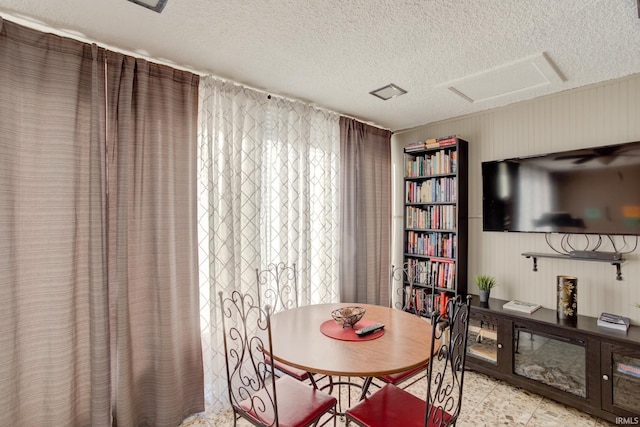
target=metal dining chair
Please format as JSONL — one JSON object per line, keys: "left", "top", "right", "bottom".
{"left": 346, "top": 295, "right": 472, "bottom": 427}
{"left": 374, "top": 262, "right": 433, "bottom": 389}
{"left": 219, "top": 290, "right": 337, "bottom": 427}
{"left": 256, "top": 262, "right": 299, "bottom": 313}
{"left": 389, "top": 262, "right": 428, "bottom": 315}
{"left": 256, "top": 262, "right": 314, "bottom": 384}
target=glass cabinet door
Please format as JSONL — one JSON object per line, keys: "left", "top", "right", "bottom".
{"left": 602, "top": 342, "right": 640, "bottom": 417}
{"left": 513, "top": 324, "right": 587, "bottom": 398}
{"left": 467, "top": 313, "right": 499, "bottom": 365}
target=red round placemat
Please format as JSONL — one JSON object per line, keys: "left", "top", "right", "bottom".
{"left": 320, "top": 318, "right": 385, "bottom": 341}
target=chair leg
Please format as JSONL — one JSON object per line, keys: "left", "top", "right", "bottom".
{"left": 359, "top": 376, "right": 374, "bottom": 400}
{"left": 308, "top": 372, "right": 318, "bottom": 389}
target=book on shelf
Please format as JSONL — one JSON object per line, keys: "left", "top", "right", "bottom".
{"left": 405, "top": 140, "right": 428, "bottom": 152}
{"left": 405, "top": 145, "right": 426, "bottom": 153}
{"left": 425, "top": 135, "right": 459, "bottom": 149}
{"left": 617, "top": 362, "right": 640, "bottom": 379}
{"left": 435, "top": 135, "right": 460, "bottom": 146}
{"left": 437, "top": 134, "right": 459, "bottom": 142}
{"left": 468, "top": 324, "right": 498, "bottom": 341}
{"left": 467, "top": 345, "right": 497, "bottom": 362}
{"left": 406, "top": 136, "right": 462, "bottom": 155}
{"left": 502, "top": 300, "right": 542, "bottom": 314}
{"left": 597, "top": 312, "right": 630, "bottom": 332}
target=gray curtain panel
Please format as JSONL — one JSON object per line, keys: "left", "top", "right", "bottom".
{"left": 339, "top": 117, "right": 392, "bottom": 305}
{"left": 0, "top": 18, "right": 111, "bottom": 426}
{"left": 105, "top": 52, "right": 204, "bottom": 425}
{"left": 0, "top": 17, "right": 204, "bottom": 426}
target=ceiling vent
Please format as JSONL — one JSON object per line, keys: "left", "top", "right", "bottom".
{"left": 127, "top": 0, "right": 168, "bottom": 13}
{"left": 442, "top": 53, "right": 565, "bottom": 103}
{"left": 370, "top": 84, "right": 407, "bottom": 101}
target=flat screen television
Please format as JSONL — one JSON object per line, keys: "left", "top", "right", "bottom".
{"left": 482, "top": 140, "right": 640, "bottom": 235}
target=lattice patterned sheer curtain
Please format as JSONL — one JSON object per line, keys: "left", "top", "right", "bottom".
{"left": 197, "top": 77, "right": 340, "bottom": 411}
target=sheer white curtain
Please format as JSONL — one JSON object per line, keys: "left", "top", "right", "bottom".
{"left": 197, "top": 77, "right": 340, "bottom": 411}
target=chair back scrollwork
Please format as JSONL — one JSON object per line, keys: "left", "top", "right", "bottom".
{"left": 218, "top": 291, "right": 279, "bottom": 425}
{"left": 390, "top": 262, "right": 428, "bottom": 316}
{"left": 256, "top": 262, "right": 298, "bottom": 314}
{"left": 425, "top": 294, "right": 472, "bottom": 427}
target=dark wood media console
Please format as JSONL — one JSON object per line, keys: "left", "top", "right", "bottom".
{"left": 466, "top": 295, "right": 640, "bottom": 424}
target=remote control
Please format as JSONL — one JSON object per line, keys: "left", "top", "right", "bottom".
{"left": 355, "top": 323, "right": 385, "bottom": 336}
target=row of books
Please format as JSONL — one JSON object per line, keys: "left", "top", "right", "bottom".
{"left": 407, "top": 258, "right": 456, "bottom": 289}
{"left": 404, "top": 287, "right": 451, "bottom": 315}
{"left": 405, "top": 178, "right": 457, "bottom": 203}
{"left": 406, "top": 231, "right": 456, "bottom": 259}
{"left": 404, "top": 135, "right": 461, "bottom": 153}
{"left": 406, "top": 205, "right": 457, "bottom": 230}
{"left": 405, "top": 149, "right": 458, "bottom": 177}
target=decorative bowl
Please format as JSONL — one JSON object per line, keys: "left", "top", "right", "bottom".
{"left": 331, "top": 306, "right": 366, "bottom": 328}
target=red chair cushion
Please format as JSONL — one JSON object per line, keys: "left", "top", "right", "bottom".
{"left": 345, "top": 383, "right": 452, "bottom": 427}
{"left": 265, "top": 355, "right": 309, "bottom": 381}
{"left": 239, "top": 375, "right": 336, "bottom": 427}
{"left": 379, "top": 362, "right": 426, "bottom": 384}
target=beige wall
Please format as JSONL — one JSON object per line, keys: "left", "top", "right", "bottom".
{"left": 392, "top": 72, "right": 640, "bottom": 324}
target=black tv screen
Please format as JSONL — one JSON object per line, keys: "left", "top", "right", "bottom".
{"left": 482, "top": 140, "right": 640, "bottom": 235}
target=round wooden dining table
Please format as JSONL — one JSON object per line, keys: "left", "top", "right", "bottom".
{"left": 267, "top": 302, "right": 435, "bottom": 378}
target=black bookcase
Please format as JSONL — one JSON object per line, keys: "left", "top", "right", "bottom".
{"left": 402, "top": 137, "right": 468, "bottom": 315}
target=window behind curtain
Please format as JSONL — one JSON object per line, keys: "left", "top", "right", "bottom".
{"left": 197, "top": 78, "right": 340, "bottom": 411}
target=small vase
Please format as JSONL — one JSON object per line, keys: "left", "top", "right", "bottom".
{"left": 557, "top": 275, "right": 577, "bottom": 322}
{"left": 479, "top": 290, "right": 490, "bottom": 303}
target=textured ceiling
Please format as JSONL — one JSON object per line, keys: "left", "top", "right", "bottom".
{"left": 1, "top": 0, "right": 640, "bottom": 131}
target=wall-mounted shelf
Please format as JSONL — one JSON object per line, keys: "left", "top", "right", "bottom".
{"left": 521, "top": 252, "right": 624, "bottom": 281}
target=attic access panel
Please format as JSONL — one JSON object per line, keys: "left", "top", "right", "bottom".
{"left": 442, "top": 53, "right": 565, "bottom": 103}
